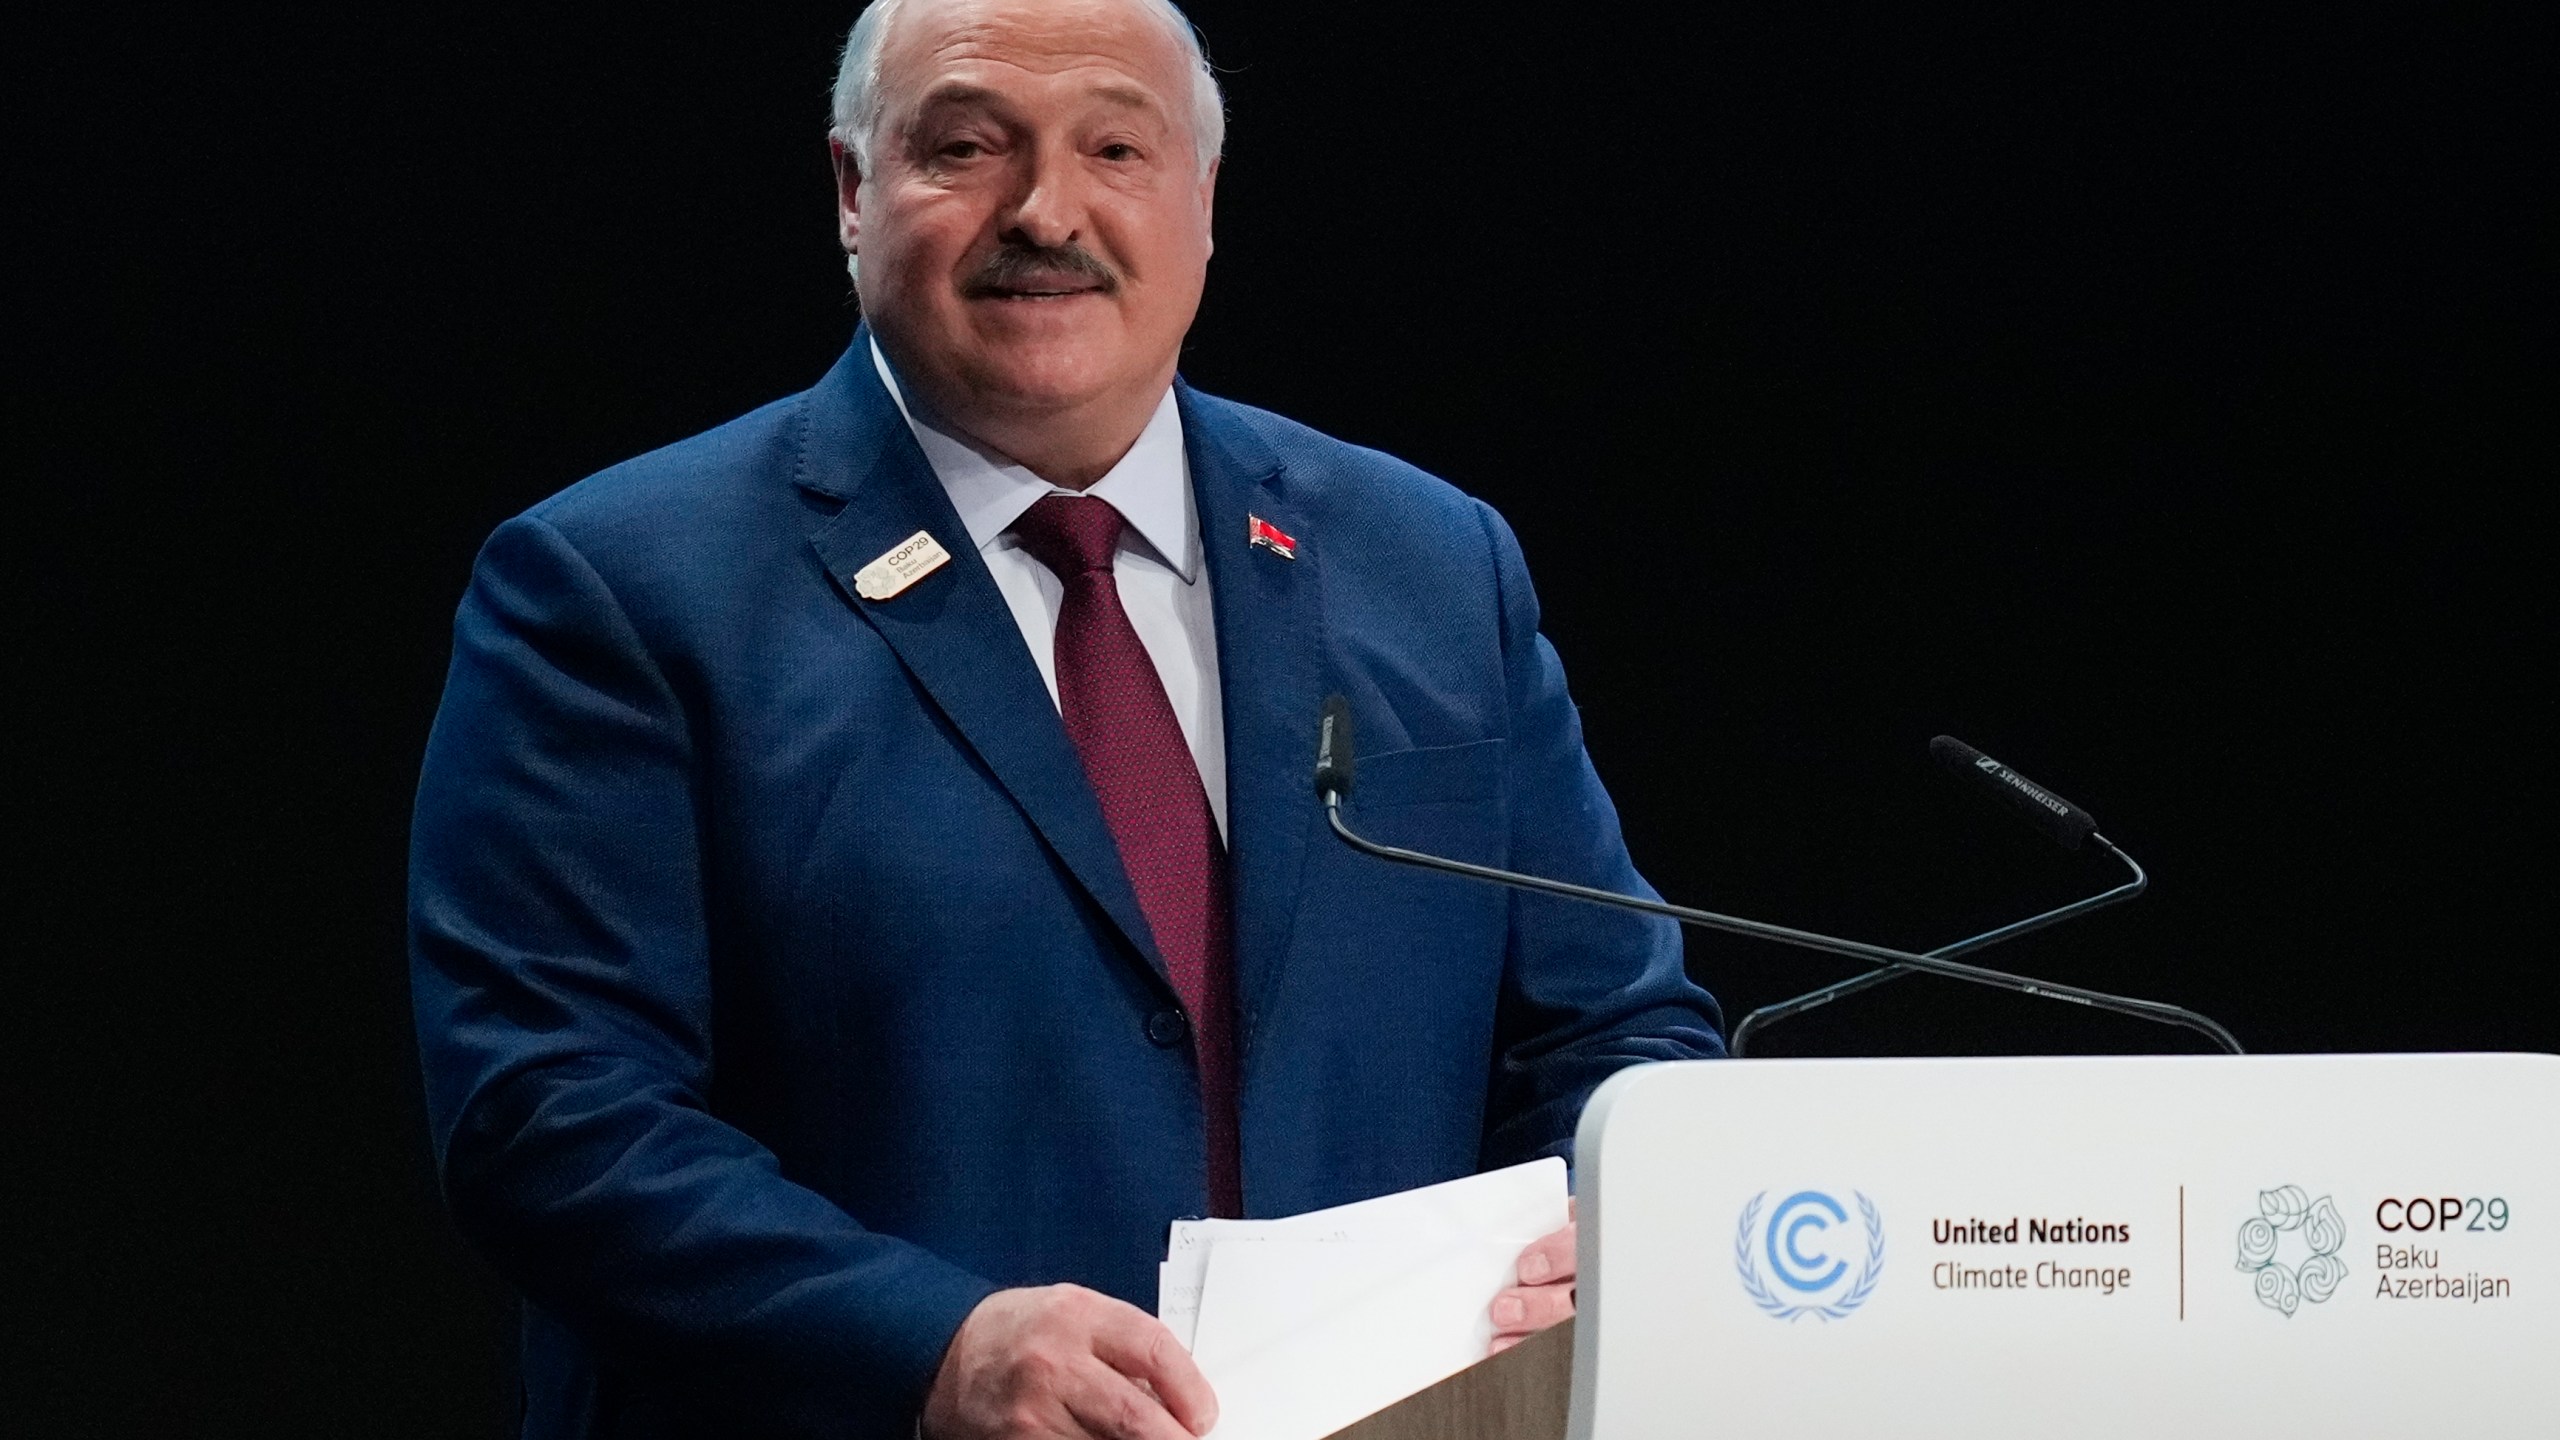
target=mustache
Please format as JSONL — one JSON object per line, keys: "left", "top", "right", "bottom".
{"left": 962, "top": 241, "right": 1122, "bottom": 297}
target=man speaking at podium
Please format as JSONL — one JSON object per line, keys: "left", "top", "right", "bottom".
{"left": 407, "top": 1, "right": 1723, "bottom": 1435}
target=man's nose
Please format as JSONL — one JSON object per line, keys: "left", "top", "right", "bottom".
{"left": 997, "top": 141, "right": 1084, "bottom": 250}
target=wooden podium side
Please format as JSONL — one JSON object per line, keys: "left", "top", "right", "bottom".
{"left": 1322, "top": 1319, "right": 1573, "bottom": 1440}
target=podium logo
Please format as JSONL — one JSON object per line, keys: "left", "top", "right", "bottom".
{"left": 2234, "top": 1184, "right": 2348, "bottom": 1317}
{"left": 1734, "top": 1190, "right": 1885, "bottom": 1321}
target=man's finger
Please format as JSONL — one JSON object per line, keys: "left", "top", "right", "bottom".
{"left": 1515, "top": 1221, "right": 1578, "bottom": 1285}
{"left": 1063, "top": 1364, "right": 1202, "bottom": 1440}
{"left": 1488, "top": 1280, "right": 1577, "bottom": 1337}
{"left": 1089, "top": 1308, "right": 1218, "bottom": 1436}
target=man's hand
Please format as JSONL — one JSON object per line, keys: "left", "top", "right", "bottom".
{"left": 923, "top": 1285, "right": 1218, "bottom": 1440}
{"left": 1489, "top": 1204, "right": 1577, "bottom": 1354}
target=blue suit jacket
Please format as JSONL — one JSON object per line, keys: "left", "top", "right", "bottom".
{"left": 408, "top": 333, "right": 1723, "bottom": 1438}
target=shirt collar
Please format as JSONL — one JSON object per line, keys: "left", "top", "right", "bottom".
{"left": 869, "top": 336, "right": 1196, "bottom": 583}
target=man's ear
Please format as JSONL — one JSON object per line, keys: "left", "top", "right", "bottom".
{"left": 831, "top": 137, "right": 864, "bottom": 253}
{"left": 1198, "top": 157, "right": 1219, "bottom": 258}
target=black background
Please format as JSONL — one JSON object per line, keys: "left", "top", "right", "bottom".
{"left": 17, "top": 1, "right": 2549, "bottom": 1433}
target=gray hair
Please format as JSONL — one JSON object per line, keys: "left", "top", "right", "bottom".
{"left": 830, "top": 0, "right": 1226, "bottom": 179}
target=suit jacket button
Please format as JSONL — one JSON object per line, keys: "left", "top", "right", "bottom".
{"left": 1146, "top": 1010, "right": 1189, "bottom": 1048}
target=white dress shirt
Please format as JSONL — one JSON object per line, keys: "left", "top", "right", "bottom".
{"left": 869, "top": 338, "right": 1228, "bottom": 838}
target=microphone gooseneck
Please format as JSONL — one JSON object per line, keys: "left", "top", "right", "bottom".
{"left": 1312, "top": 701, "right": 2241, "bottom": 1056}
{"left": 1732, "top": 736, "right": 2158, "bottom": 1053}
{"left": 1726, "top": 835, "right": 2148, "bottom": 1055}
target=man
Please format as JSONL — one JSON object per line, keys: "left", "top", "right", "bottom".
{"left": 408, "top": 0, "right": 1723, "bottom": 1436}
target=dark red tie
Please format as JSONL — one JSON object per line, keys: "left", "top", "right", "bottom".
{"left": 1010, "top": 494, "right": 1241, "bottom": 1217}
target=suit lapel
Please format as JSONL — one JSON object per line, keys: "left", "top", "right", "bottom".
{"left": 799, "top": 337, "right": 1168, "bottom": 986}
{"left": 1182, "top": 385, "right": 1327, "bottom": 1052}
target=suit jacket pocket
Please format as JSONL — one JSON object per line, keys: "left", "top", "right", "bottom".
{"left": 1347, "top": 739, "right": 1508, "bottom": 867}
{"left": 1329, "top": 738, "right": 1510, "bottom": 960}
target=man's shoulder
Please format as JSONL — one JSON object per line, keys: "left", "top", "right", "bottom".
{"left": 1182, "top": 388, "right": 1496, "bottom": 545}
{"left": 519, "top": 390, "right": 812, "bottom": 552}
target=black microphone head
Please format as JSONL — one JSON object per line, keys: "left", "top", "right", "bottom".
{"left": 1931, "top": 735, "right": 2098, "bottom": 851}
{"left": 1315, "top": 695, "right": 1356, "bottom": 799}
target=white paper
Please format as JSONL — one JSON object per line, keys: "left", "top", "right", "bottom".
{"left": 1154, "top": 1158, "right": 1569, "bottom": 1440}
{"left": 1157, "top": 1260, "right": 1201, "bottom": 1351}
{"left": 1159, "top": 1214, "right": 1442, "bottom": 1349}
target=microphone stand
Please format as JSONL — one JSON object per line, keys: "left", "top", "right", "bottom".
{"left": 1321, "top": 791, "right": 2241, "bottom": 1055}
{"left": 1727, "top": 835, "right": 2147, "bottom": 1056}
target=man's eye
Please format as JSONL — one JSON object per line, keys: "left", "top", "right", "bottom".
{"left": 939, "top": 140, "right": 984, "bottom": 160}
{"left": 1097, "top": 143, "right": 1139, "bottom": 162}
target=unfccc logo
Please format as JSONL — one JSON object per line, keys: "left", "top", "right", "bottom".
{"left": 1734, "top": 1189, "right": 1885, "bottom": 1321}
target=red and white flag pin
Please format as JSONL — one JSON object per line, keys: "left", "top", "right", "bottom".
{"left": 1247, "top": 514, "right": 1298, "bottom": 560}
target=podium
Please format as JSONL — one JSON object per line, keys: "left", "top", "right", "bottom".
{"left": 1326, "top": 1317, "right": 1572, "bottom": 1440}
{"left": 1322, "top": 1054, "right": 2559, "bottom": 1438}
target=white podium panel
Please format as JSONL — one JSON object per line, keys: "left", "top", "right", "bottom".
{"left": 1570, "top": 1054, "right": 2559, "bottom": 1437}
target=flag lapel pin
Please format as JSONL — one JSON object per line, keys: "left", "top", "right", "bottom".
{"left": 853, "top": 529, "right": 953, "bottom": 600}
{"left": 1247, "top": 514, "right": 1298, "bottom": 560}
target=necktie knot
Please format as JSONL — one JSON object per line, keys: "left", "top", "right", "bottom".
{"left": 1012, "top": 493, "right": 1126, "bottom": 579}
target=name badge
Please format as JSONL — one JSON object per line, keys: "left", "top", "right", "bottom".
{"left": 854, "top": 530, "right": 953, "bottom": 600}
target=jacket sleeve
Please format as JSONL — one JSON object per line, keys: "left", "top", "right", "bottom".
{"left": 408, "top": 514, "right": 996, "bottom": 1435}
{"left": 1468, "top": 501, "right": 1728, "bottom": 1170}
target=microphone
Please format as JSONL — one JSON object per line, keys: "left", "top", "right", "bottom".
{"left": 1729, "top": 737, "right": 2146, "bottom": 1055}
{"left": 1314, "top": 694, "right": 1356, "bottom": 802}
{"left": 1311, "top": 701, "right": 2241, "bottom": 1055}
{"left": 1928, "top": 735, "right": 2096, "bottom": 850}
